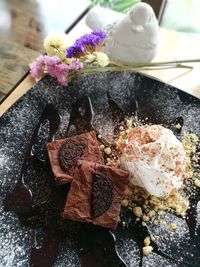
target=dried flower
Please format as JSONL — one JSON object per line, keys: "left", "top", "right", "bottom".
{"left": 66, "top": 31, "right": 106, "bottom": 58}
{"left": 68, "top": 60, "right": 83, "bottom": 70}
{"left": 31, "top": 31, "right": 198, "bottom": 89}
{"left": 44, "top": 33, "right": 71, "bottom": 61}
{"left": 45, "top": 56, "right": 69, "bottom": 86}
{"left": 30, "top": 55, "right": 69, "bottom": 86}
{"left": 94, "top": 52, "right": 109, "bottom": 67}
{"left": 30, "top": 55, "right": 46, "bottom": 80}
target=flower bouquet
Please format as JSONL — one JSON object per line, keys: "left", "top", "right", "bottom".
{"left": 30, "top": 31, "right": 200, "bottom": 87}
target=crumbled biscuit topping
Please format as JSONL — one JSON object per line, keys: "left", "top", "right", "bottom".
{"left": 100, "top": 117, "right": 199, "bottom": 231}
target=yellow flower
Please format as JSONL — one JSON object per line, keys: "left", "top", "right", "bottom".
{"left": 43, "top": 33, "right": 72, "bottom": 62}
{"left": 94, "top": 52, "right": 109, "bottom": 67}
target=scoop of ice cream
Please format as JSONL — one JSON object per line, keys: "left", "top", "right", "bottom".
{"left": 120, "top": 125, "right": 186, "bottom": 197}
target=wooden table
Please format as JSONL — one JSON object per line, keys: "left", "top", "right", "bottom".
{"left": 1, "top": 7, "right": 200, "bottom": 117}
{"left": 0, "top": 0, "right": 91, "bottom": 102}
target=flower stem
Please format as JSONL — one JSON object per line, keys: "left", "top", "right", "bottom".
{"left": 110, "top": 59, "right": 200, "bottom": 68}
{"left": 78, "top": 59, "right": 199, "bottom": 76}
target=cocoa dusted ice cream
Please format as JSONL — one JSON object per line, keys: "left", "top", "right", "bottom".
{"left": 63, "top": 160, "right": 129, "bottom": 229}
{"left": 47, "top": 131, "right": 104, "bottom": 184}
{"left": 120, "top": 125, "right": 186, "bottom": 197}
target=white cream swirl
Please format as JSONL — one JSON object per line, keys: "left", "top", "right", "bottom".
{"left": 120, "top": 125, "right": 186, "bottom": 197}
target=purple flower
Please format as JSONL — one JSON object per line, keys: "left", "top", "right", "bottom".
{"left": 66, "top": 47, "right": 76, "bottom": 58}
{"left": 92, "top": 31, "right": 106, "bottom": 39}
{"left": 66, "top": 31, "right": 106, "bottom": 58}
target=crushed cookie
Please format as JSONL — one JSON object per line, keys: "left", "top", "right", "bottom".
{"left": 99, "top": 144, "right": 105, "bottom": 150}
{"left": 133, "top": 206, "right": 143, "bottom": 217}
{"left": 182, "top": 133, "right": 199, "bottom": 179}
{"left": 169, "top": 223, "right": 177, "bottom": 230}
{"left": 176, "top": 123, "right": 182, "bottom": 129}
{"left": 194, "top": 179, "right": 200, "bottom": 188}
{"left": 143, "top": 245, "right": 153, "bottom": 256}
{"left": 102, "top": 116, "right": 199, "bottom": 229}
{"left": 144, "top": 236, "right": 151, "bottom": 246}
{"left": 104, "top": 147, "right": 112, "bottom": 155}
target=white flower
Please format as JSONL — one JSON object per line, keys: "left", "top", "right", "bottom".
{"left": 43, "top": 33, "right": 72, "bottom": 61}
{"left": 84, "top": 54, "right": 96, "bottom": 63}
{"left": 94, "top": 52, "right": 109, "bottom": 67}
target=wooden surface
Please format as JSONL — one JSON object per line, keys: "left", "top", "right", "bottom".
{"left": 0, "top": 0, "right": 90, "bottom": 102}
{"left": 1, "top": 10, "right": 200, "bottom": 117}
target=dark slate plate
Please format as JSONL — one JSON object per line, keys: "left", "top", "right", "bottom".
{"left": 0, "top": 71, "right": 200, "bottom": 267}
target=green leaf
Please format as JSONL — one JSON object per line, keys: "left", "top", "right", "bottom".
{"left": 90, "top": 0, "right": 141, "bottom": 12}
{"left": 111, "top": 0, "right": 141, "bottom": 12}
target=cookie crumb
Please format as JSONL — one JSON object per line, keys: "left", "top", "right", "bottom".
{"left": 99, "top": 144, "right": 105, "bottom": 150}
{"left": 121, "top": 199, "right": 129, "bottom": 207}
{"left": 143, "top": 246, "right": 153, "bottom": 256}
{"left": 143, "top": 215, "right": 150, "bottom": 222}
{"left": 133, "top": 207, "right": 143, "bottom": 217}
{"left": 176, "top": 123, "right": 182, "bottom": 129}
{"left": 150, "top": 235, "right": 156, "bottom": 242}
{"left": 104, "top": 147, "right": 112, "bottom": 155}
{"left": 170, "top": 223, "right": 177, "bottom": 230}
{"left": 194, "top": 179, "right": 200, "bottom": 188}
{"left": 144, "top": 236, "right": 151, "bottom": 246}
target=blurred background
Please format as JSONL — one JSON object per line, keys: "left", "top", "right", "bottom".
{"left": 90, "top": 0, "right": 200, "bottom": 33}
{"left": 0, "top": 0, "right": 200, "bottom": 102}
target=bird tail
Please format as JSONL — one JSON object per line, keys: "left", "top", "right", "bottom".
{"left": 85, "top": 6, "right": 123, "bottom": 31}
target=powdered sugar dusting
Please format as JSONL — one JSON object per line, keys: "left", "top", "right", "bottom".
{"left": 0, "top": 72, "right": 200, "bottom": 266}
{"left": 0, "top": 204, "right": 31, "bottom": 267}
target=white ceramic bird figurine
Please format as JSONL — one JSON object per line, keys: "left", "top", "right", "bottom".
{"left": 86, "top": 3, "right": 159, "bottom": 65}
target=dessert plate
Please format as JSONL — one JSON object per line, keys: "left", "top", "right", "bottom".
{"left": 0, "top": 71, "right": 200, "bottom": 267}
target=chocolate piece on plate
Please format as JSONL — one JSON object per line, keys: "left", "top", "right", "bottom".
{"left": 63, "top": 160, "right": 129, "bottom": 229}
{"left": 47, "top": 131, "right": 104, "bottom": 184}
{"left": 92, "top": 172, "right": 113, "bottom": 218}
{"left": 58, "top": 136, "right": 86, "bottom": 171}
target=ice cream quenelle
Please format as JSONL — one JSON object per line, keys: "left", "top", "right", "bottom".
{"left": 120, "top": 125, "right": 186, "bottom": 197}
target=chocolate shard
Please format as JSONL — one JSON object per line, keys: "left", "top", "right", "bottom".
{"left": 58, "top": 137, "right": 86, "bottom": 171}
{"left": 92, "top": 172, "right": 113, "bottom": 218}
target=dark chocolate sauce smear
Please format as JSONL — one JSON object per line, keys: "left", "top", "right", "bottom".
{"left": 92, "top": 172, "right": 113, "bottom": 218}
{"left": 107, "top": 91, "right": 124, "bottom": 123}
{"left": 66, "top": 96, "right": 110, "bottom": 147}
{"left": 30, "top": 231, "right": 60, "bottom": 267}
{"left": 77, "top": 225, "right": 127, "bottom": 267}
{"left": 3, "top": 98, "right": 200, "bottom": 267}
{"left": 4, "top": 104, "right": 60, "bottom": 213}
{"left": 171, "top": 116, "right": 184, "bottom": 135}
{"left": 120, "top": 208, "right": 176, "bottom": 267}
{"left": 66, "top": 96, "right": 94, "bottom": 135}
{"left": 184, "top": 177, "right": 200, "bottom": 239}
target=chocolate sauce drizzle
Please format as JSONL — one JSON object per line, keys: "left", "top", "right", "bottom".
{"left": 3, "top": 97, "right": 200, "bottom": 267}
{"left": 4, "top": 104, "right": 60, "bottom": 213}
{"left": 66, "top": 96, "right": 94, "bottom": 135}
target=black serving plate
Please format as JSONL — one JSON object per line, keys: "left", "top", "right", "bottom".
{"left": 0, "top": 71, "right": 200, "bottom": 267}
